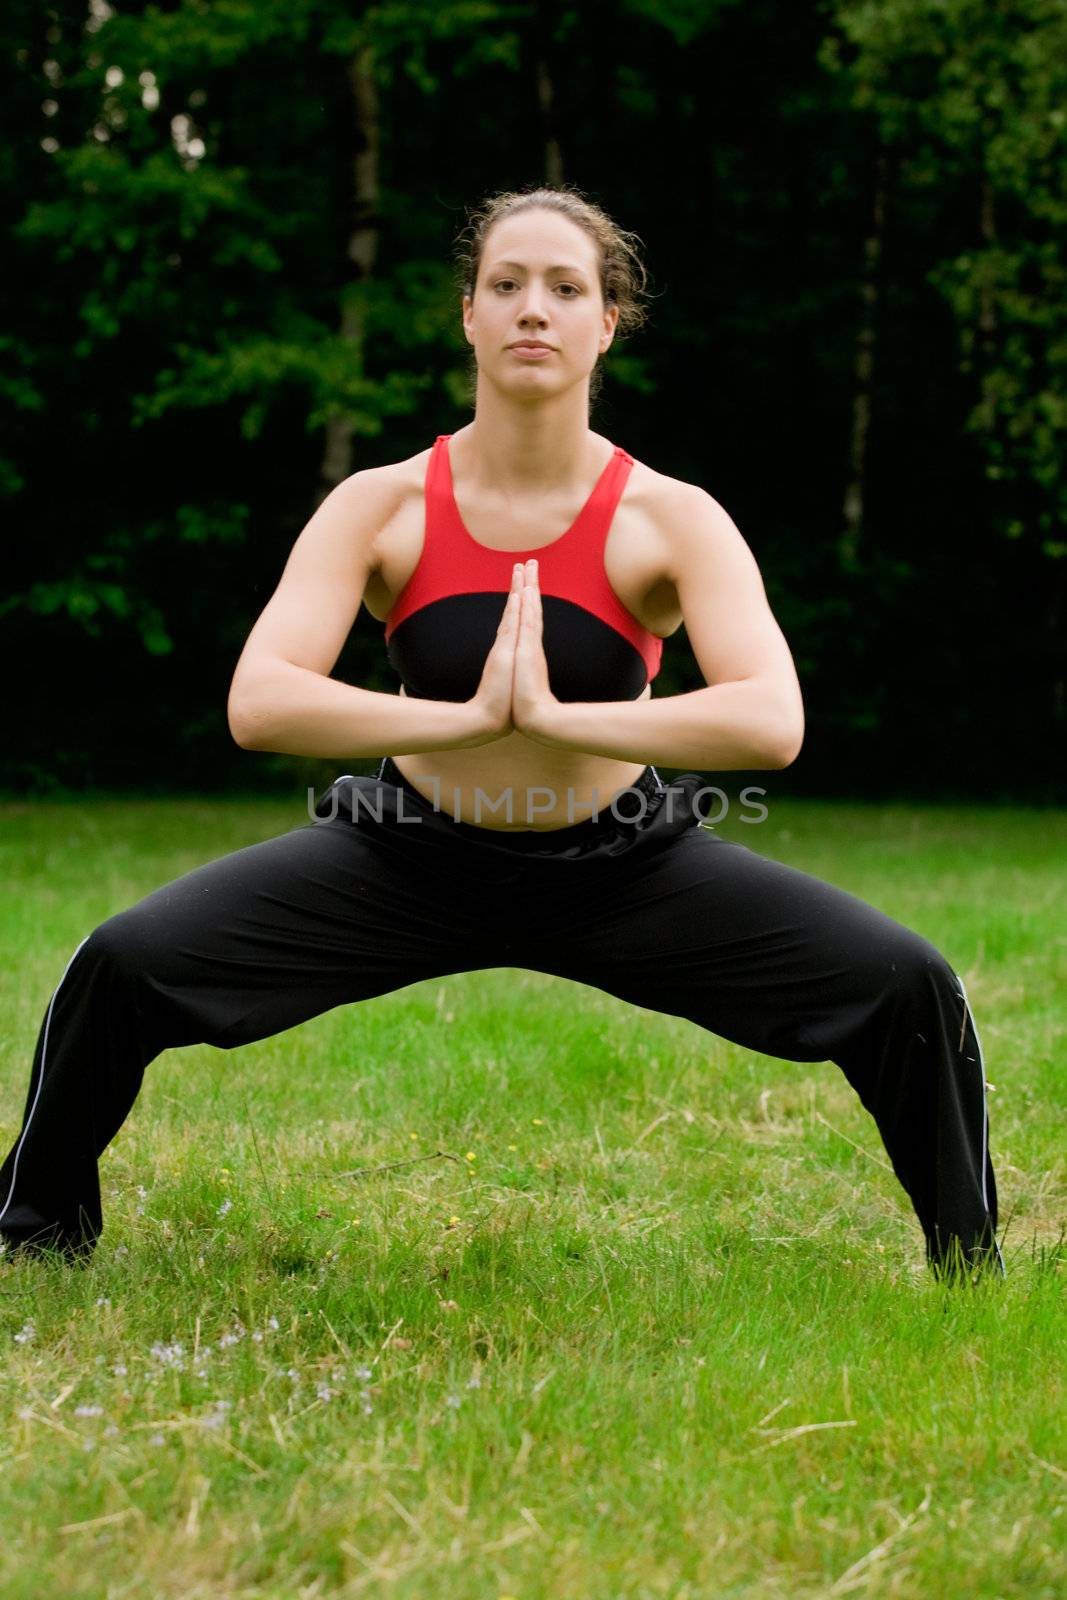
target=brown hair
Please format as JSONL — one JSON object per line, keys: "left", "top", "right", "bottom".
{"left": 454, "top": 183, "right": 653, "bottom": 409}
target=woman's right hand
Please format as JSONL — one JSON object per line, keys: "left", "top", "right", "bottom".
{"left": 467, "top": 562, "right": 524, "bottom": 739}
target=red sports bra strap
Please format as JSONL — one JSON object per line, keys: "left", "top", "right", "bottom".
{"left": 427, "top": 433, "right": 451, "bottom": 502}
{"left": 576, "top": 445, "right": 634, "bottom": 551}
{"left": 425, "top": 434, "right": 467, "bottom": 550}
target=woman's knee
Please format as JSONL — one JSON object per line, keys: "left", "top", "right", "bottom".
{"left": 83, "top": 905, "right": 168, "bottom": 984}
{"left": 81, "top": 910, "right": 234, "bottom": 1052}
{"left": 864, "top": 927, "right": 967, "bottom": 1035}
{"left": 810, "top": 923, "right": 961, "bottom": 1051}
{"left": 881, "top": 923, "right": 950, "bottom": 978}
{"left": 84, "top": 911, "right": 134, "bottom": 964}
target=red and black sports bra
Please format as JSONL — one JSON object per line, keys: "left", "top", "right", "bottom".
{"left": 383, "top": 435, "right": 664, "bottom": 703}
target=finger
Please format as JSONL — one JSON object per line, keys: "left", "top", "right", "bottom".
{"left": 499, "top": 565, "right": 523, "bottom": 630}
{"left": 521, "top": 565, "right": 542, "bottom": 628}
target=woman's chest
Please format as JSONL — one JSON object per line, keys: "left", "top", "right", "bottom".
{"left": 362, "top": 482, "right": 683, "bottom": 639}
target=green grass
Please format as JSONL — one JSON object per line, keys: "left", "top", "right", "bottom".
{"left": 0, "top": 795, "right": 1063, "bottom": 1599}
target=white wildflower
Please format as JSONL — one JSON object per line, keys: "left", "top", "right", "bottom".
{"left": 149, "top": 1340, "right": 185, "bottom": 1368}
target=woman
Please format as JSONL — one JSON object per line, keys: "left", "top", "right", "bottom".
{"left": 0, "top": 186, "right": 1002, "bottom": 1278}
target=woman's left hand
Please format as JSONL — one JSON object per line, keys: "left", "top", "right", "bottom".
{"left": 511, "top": 558, "right": 562, "bottom": 740}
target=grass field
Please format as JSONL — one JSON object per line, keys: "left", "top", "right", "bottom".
{"left": 0, "top": 794, "right": 1063, "bottom": 1599}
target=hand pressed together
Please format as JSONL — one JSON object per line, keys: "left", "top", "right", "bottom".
{"left": 472, "top": 558, "right": 560, "bottom": 741}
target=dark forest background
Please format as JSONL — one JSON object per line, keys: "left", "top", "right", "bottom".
{"left": 3, "top": 0, "right": 1064, "bottom": 802}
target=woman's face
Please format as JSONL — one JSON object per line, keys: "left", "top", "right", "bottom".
{"left": 462, "top": 209, "right": 618, "bottom": 400}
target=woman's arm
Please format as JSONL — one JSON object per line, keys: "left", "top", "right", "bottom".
{"left": 517, "top": 482, "right": 805, "bottom": 770}
{"left": 232, "top": 667, "right": 498, "bottom": 759}
{"left": 227, "top": 468, "right": 512, "bottom": 758}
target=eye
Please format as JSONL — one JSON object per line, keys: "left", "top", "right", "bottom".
{"left": 492, "top": 279, "right": 581, "bottom": 296}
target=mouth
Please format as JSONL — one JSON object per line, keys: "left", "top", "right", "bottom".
{"left": 509, "top": 343, "right": 554, "bottom": 357}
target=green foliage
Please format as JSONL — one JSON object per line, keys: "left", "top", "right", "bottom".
{"left": 621, "top": 0, "right": 744, "bottom": 48}
{"left": 134, "top": 331, "right": 431, "bottom": 440}
{"left": 823, "top": 0, "right": 1067, "bottom": 554}
{"left": 0, "top": 573, "right": 172, "bottom": 655}
{"left": 2, "top": 0, "right": 1064, "bottom": 794}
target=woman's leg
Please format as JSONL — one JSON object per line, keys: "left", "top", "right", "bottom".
{"left": 0, "top": 800, "right": 485, "bottom": 1260}
{"left": 518, "top": 823, "right": 1003, "bottom": 1278}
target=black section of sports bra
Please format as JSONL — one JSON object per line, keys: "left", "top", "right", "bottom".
{"left": 386, "top": 591, "right": 650, "bottom": 703}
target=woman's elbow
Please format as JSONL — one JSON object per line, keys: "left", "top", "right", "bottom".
{"left": 227, "top": 684, "right": 266, "bottom": 750}
{"left": 228, "top": 706, "right": 256, "bottom": 750}
{"left": 775, "top": 715, "right": 805, "bottom": 768}
{"left": 765, "top": 698, "right": 805, "bottom": 768}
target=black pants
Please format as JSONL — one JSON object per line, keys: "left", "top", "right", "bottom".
{"left": 0, "top": 762, "right": 1002, "bottom": 1275}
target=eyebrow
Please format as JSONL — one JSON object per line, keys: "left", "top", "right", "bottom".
{"left": 488, "top": 260, "right": 591, "bottom": 279}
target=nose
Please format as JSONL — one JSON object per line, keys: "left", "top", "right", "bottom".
{"left": 516, "top": 282, "right": 550, "bottom": 324}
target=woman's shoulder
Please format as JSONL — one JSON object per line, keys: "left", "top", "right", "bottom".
{"left": 328, "top": 444, "right": 436, "bottom": 541}
{"left": 342, "top": 442, "right": 434, "bottom": 499}
{"left": 618, "top": 449, "right": 751, "bottom": 595}
{"left": 621, "top": 447, "right": 723, "bottom": 529}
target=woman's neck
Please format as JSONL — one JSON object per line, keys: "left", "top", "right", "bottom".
{"left": 456, "top": 393, "right": 604, "bottom": 495}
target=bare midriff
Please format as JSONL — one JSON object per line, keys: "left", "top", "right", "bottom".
{"left": 391, "top": 692, "right": 652, "bottom": 831}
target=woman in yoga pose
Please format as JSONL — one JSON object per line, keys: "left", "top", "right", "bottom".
{"left": 0, "top": 186, "right": 1002, "bottom": 1278}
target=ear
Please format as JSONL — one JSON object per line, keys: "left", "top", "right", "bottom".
{"left": 462, "top": 292, "right": 475, "bottom": 346}
{"left": 599, "top": 301, "right": 620, "bottom": 354}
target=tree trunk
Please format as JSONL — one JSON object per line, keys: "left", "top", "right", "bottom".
{"left": 534, "top": 0, "right": 563, "bottom": 184}
{"left": 840, "top": 148, "right": 889, "bottom": 574}
{"left": 317, "top": 42, "right": 380, "bottom": 505}
{"left": 977, "top": 169, "right": 998, "bottom": 371}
